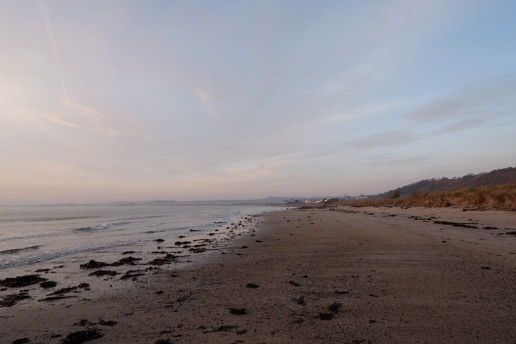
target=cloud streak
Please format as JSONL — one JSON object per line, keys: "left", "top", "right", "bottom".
{"left": 43, "top": 102, "right": 155, "bottom": 141}
{"left": 340, "top": 130, "right": 415, "bottom": 152}
{"left": 439, "top": 118, "right": 489, "bottom": 134}
{"left": 408, "top": 76, "right": 516, "bottom": 123}
{"left": 38, "top": 0, "right": 71, "bottom": 108}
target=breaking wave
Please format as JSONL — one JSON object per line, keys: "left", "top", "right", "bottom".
{"left": 0, "top": 245, "right": 42, "bottom": 255}
{"left": 0, "top": 241, "right": 140, "bottom": 270}
{"left": 74, "top": 222, "right": 129, "bottom": 231}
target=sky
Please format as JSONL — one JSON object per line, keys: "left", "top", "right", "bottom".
{"left": 1, "top": 0, "right": 515, "bottom": 204}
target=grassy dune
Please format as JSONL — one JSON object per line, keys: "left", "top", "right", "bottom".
{"left": 338, "top": 184, "right": 516, "bottom": 210}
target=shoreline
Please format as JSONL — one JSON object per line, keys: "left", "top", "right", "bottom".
{"left": 1, "top": 206, "right": 515, "bottom": 343}
{"left": 0, "top": 205, "right": 278, "bottom": 272}
{"left": 0, "top": 213, "right": 265, "bottom": 341}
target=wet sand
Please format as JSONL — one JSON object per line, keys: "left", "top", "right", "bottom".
{"left": 1, "top": 206, "right": 515, "bottom": 343}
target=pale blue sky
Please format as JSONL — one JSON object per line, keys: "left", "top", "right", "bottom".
{"left": 1, "top": 0, "right": 515, "bottom": 204}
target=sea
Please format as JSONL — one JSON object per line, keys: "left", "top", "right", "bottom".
{"left": 0, "top": 204, "right": 275, "bottom": 272}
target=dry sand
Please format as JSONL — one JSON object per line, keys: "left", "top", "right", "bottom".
{"left": 1, "top": 206, "right": 515, "bottom": 343}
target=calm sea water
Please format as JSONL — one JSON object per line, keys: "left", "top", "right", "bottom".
{"left": 0, "top": 204, "right": 274, "bottom": 271}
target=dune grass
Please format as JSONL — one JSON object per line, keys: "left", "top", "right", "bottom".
{"left": 338, "top": 184, "right": 516, "bottom": 210}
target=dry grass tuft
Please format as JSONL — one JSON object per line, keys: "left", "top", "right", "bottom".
{"left": 338, "top": 184, "right": 516, "bottom": 210}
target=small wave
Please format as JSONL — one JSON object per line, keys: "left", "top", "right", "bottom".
{"left": 28, "top": 216, "right": 101, "bottom": 223}
{"left": 0, "top": 241, "right": 141, "bottom": 270}
{"left": 0, "top": 215, "right": 101, "bottom": 224}
{"left": 0, "top": 245, "right": 41, "bottom": 255}
{"left": 75, "top": 223, "right": 115, "bottom": 231}
{"left": 74, "top": 221, "right": 131, "bottom": 231}
{"left": 0, "top": 230, "right": 65, "bottom": 242}
{"left": 122, "top": 215, "right": 170, "bottom": 221}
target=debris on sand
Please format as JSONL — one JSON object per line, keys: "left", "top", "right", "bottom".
{"left": 202, "top": 325, "right": 237, "bottom": 333}
{"left": 80, "top": 260, "right": 109, "bottom": 270}
{"left": 49, "top": 283, "right": 90, "bottom": 296}
{"left": 147, "top": 252, "right": 179, "bottom": 266}
{"left": 246, "top": 283, "right": 260, "bottom": 289}
{"left": 1, "top": 290, "right": 30, "bottom": 307}
{"left": 40, "top": 281, "right": 57, "bottom": 288}
{"left": 189, "top": 247, "right": 206, "bottom": 253}
{"left": 112, "top": 256, "right": 142, "bottom": 266}
{"left": 147, "top": 258, "right": 172, "bottom": 266}
{"left": 120, "top": 270, "right": 145, "bottom": 280}
{"left": 314, "top": 302, "right": 342, "bottom": 320}
{"left": 74, "top": 319, "right": 93, "bottom": 326}
{"left": 38, "top": 295, "right": 77, "bottom": 302}
{"left": 433, "top": 220, "right": 478, "bottom": 229}
{"left": 0, "top": 274, "right": 47, "bottom": 288}
{"left": 293, "top": 296, "right": 306, "bottom": 305}
{"left": 229, "top": 307, "right": 247, "bottom": 315}
{"left": 288, "top": 280, "right": 300, "bottom": 287}
{"left": 154, "top": 340, "right": 172, "bottom": 344}
{"left": 80, "top": 257, "right": 142, "bottom": 270}
{"left": 73, "top": 319, "right": 116, "bottom": 327}
{"left": 98, "top": 319, "right": 117, "bottom": 327}
{"left": 343, "top": 340, "right": 369, "bottom": 344}
{"left": 89, "top": 270, "right": 118, "bottom": 277}
{"left": 11, "top": 338, "right": 31, "bottom": 344}
{"left": 61, "top": 328, "right": 103, "bottom": 344}
{"left": 315, "top": 313, "right": 334, "bottom": 320}
{"left": 328, "top": 302, "right": 342, "bottom": 313}
{"left": 334, "top": 290, "right": 350, "bottom": 295}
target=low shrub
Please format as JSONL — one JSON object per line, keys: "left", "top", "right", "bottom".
{"left": 338, "top": 184, "right": 516, "bottom": 210}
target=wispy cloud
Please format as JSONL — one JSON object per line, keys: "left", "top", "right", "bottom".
{"left": 408, "top": 76, "right": 516, "bottom": 122}
{"left": 179, "top": 159, "right": 289, "bottom": 196}
{"left": 365, "top": 154, "right": 432, "bottom": 167}
{"left": 341, "top": 130, "right": 415, "bottom": 151}
{"left": 5, "top": 99, "right": 154, "bottom": 141}
{"left": 439, "top": 118, "right": 489, "bottom": 134}
{"left": 38, "top": 0, "right": 71, "bottom": 108}
{"left": 43, "top": 102, "right": 155, "bottom": 141}
{"left": 44, "top": 113, "right": 79, "bottom": 128}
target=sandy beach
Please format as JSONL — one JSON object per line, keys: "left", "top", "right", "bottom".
{"left": 1, "top": 206, "right": 515, "bottom": 343}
